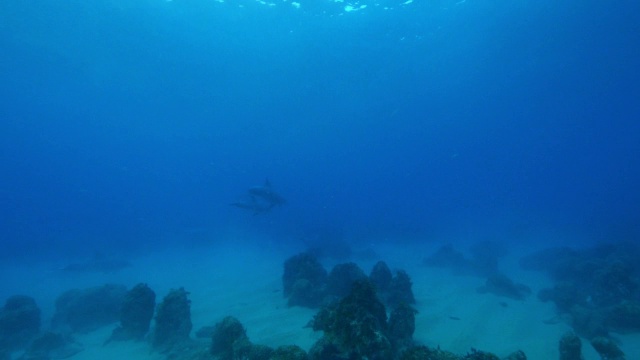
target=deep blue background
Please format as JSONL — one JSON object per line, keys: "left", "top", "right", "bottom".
{"left": 1, "top": 0, "right": 639, "bottom": 260}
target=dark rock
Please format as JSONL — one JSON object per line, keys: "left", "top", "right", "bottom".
{"left": 370, "top": 261, "right": 393, "bottom": 293}
{"left": 326, "top": 262, "right": 367, "bottom": 299}
{"left": 559, "top": 331, "right": 583, "bottom": 360}
{"left": 503, "top": 350, "right": 527, "bottom": 360}
{"left": 424, "top": 243, "right": 502, "bottom": 278}
{"left": 590, "top": 336, "right": 625, "bottom": 360}
{"left": 310, "top": 279, "right": 392, "bottom": 360}
{"left": 592, "top": 260, "right": 639, "bottom": 307}
{"left": 521, "top": 243, "right": 640, "bottom": 305}
{"left": 608, "top": 300, "right": 640, "bottom": 332}
{"left": 52, "top": 284, "right": 126, "bottom": 333}
{"left": 289, "top": 279, "right": 322, "bottom": 309}
{"left": 283, "top": 253, "right": 327, "bottom": 308}
{"left": 308, "top": 304, "right": 336, "bottom": 332}
{"left": 152, "top": 288, "right": 192, "bottom": 352}
{"left": 476, "top": 273, "right": 531, "bottom": 301}
{"left": 538, "top": 283, "right": 586, "bottom": 312}
{"left": 388, "top": 303, "right": 417, "bottom": 352}
{"left": 108, "top": 283, "right": 156, "bottom": 342}
{"left": 0, "top": 295, "right": 40, "bottom": 351}
{"left": 210, "top": 316, "right": 250, "bottom": 360}
{"left": 424, "top": 245, "right": 470, "bottom": 271}
{"left": 386, "top": 270, "right": 416, "bottom": 307}
{"left": 522, "top": 242, "right": 640, "bottom": 335}
{"left": 469, "top": 240, "right": 508, "bottom": 276}
{"left": 569, "top": 305, "right": 608, "bottom": 339}
{"left": 400, "top": 345, "right": 459, "bottom": 360}
{"left": 209, "top": 316, "right": 273, "bottom": 360}
{"left": 269, "top": 345, "right": 308, "bottom": 360}
{"left": 519, "top": 247, "right": 579, "bottom": 276}
{"left": 308, "top": 337, "right": 341, "bottom": 360}
{"left": 249, "top": 344, "right": 275, "bottom": 360}
{"left": 462, "top": 349, "right": 500, "bottom": 360}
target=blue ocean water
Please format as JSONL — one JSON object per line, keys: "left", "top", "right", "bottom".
{"left": 1, "top": 1, "right": 640, "bottom": 359}
{"left": 2, "top": 0, "right": 639, "bottom": 261}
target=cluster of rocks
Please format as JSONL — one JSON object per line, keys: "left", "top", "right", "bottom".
{"left": 558, "top": 330, "right": 625, "bottom": 360}
{"left": 521, "top": 242, "right": 638, "bottom": 358}
{"left": 10, "top": 242, "right": 633, "bottom": 360}
{"left": 423, "top": 241, "right": 509, "bottom": 278}
{"left": 281, "top": 252, "right": 529, "bottom": 360}
{"left": 424, "top": 243, "right": 531, "bottom": 301}
{"left": 51, "top": 284, "right": 128, "bottom": 333}
{"left": 308, "top": 280, "right": 413, "bottom": 358}
{"left": 197, "top": 279, "right": 524, "bottom": 360}
{"left": 0, "top": 295, "right": 41, "bottom": 357}
{"left": 282, "top": 252, "right": 416, "bottom": 309}
{"left": 108, "top": 283, "right": 156, "bottom": 343}
{"left": 204, "top": 315, "right": 308, "bottom": 360}
{"left": 0, "top": 282, "right": 195, "bottom": 359}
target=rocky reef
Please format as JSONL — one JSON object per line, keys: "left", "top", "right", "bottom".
{"left": 423, "top": 242, "right": 507, "bottom": 278}
{"left": 51, "top": 284, "right": 126, "bottom": 333}
{"left": 309, "top": 279, "right": 413, "bottom": 359}
{"left": 283, "top": 253, "right": 328, "bottom": 308}
{"left": 282, "top": 253, "right": 415, "bottom": 311}
{"left": 559, "top": 331, "right": 583, "bottom": 360}
{"left": 522, "top": 242, "right": 637, "bottom": 357}
{"left": 590, "top": 336, "right": 625, "bottom": 360}
{"left": 476, "top": 273, "right": 531, "bottom": 301}
{"left": 108, "top": 283, "right": 156, "bottom": 343}
{"left": 424, "top": 243, "right": 530, "bottom": 303}
{"left": 208, "top": 315, "right": 309, "bottom": 360}
{"left": 325, "top": 262, "right": 368, "bottom": 299}
{"left": 0, "top": 295, "right": 41, "bottom": 352}
{"left": 152, "top": 287, "right": 193, "bottom": 353}
{"left": 209, "top": 316, "right": 258, "bottom": 360}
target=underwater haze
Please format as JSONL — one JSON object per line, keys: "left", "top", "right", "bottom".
{"left": 2, "top": 0, "right": 639, "bottom": 258}
{"left": 3, "top": 0, "right": 640, "bottom": 359}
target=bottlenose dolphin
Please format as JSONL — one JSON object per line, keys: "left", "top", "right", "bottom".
{"left": 248, "top": 179, "right": 286, "bottom": 207}
{"left": 231, "top": 179, "right": 286, "bottom": 214}
{"left": 230, "top": 196, "right": 273, "bottom": 215}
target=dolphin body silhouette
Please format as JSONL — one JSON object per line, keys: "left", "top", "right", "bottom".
{"left": 231, "top": 179, "right": 286, "bottom": 214}
{"left": 230, "top": 197, "right": 273, "bottom": 215}
{"left": 248, "top": 179, "right": 286, "bottom": 207}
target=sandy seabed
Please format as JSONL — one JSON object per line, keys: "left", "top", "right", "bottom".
{"left": 3, "top": 236, "right": 640, "bottom": 360}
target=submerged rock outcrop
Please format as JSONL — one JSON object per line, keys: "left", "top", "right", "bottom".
{"left": 108, "top": 283, "right": 156, "bottom": 343}
{"left": 52, "top": 284, "right": 126, "bottom": 333}
{"left": 523, "top": 242, "right": 640, "bottom": 338}
{"left": 590, "top": 336, "right": 625, "bottom": 360}
{"left": 476, "top": 273, "right": 531, "bottom": 301}
{"left": 559, "top": 331, "right": 583, "bottom": 360}
{"left": 0, "top": 295, "right": 41, "bottom": 351}
{"left": 152, "top": 287, "right": 192, "bottom": 353}
{"left": 283, "top": 253, "right": 328, "bottom": 308}
{"left": 309, "top": 279, "right": 408, "bottom": 360}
